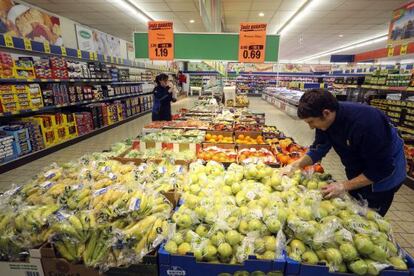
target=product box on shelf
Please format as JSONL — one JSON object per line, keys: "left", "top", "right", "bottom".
{"left": 0, "top": 135, "right": 16, "bottom": 163}
{"left": 0, "top": 258, "right": 44, "bottom": 276}
{"left": 158, "top": 243, "right": 285, "bottom": 276}
{"left": 0, "top": 51, "right": 14, "bottom": 78}
{"left": 13, "top": 57, "right": 35, "bottom": 79}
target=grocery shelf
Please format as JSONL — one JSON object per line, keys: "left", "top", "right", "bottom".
{"left": 0, "top": 92, "right": 153, "bottom": 118}
{"left": 0, "top": 109, "right": 151, "bottom": 173}
{"left": 0, "top": 78, "right": 149, "bottom": 84}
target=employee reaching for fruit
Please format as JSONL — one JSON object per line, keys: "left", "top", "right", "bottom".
{"left": 285, "top": 89, "right": 406, "bottom": 216}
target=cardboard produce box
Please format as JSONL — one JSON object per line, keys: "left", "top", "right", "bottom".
{"left": 0, "top": 258, "right": 44, "bottom": 276}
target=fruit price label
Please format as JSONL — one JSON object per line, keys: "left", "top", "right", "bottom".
{"left": 400, "top": 43, "right": 408, "bottom": 55}
{"left": 148, "top": 21, "right": 174, "bottom": 60}
{"left": 387, "top": 45, "right": 394, "bottom": 57}
{"left": 238, "top": 22, "right": 267, "bottom": 63}
{"left": 77, "top": 49, "right": 82, "bottom": 58}
{"left": 61, "top": 46, "right": 67, "bottom": 56}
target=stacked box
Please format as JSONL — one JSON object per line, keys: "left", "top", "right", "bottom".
{"left": 19, "top": 119, "right": 45, "bottom": 151}
{"left": 92, "top": 85, "right": 104, "bottom": 100}
{"left": 14, "top": 57, "right": 35, "bottom": 79}
{"left": 32, "top": 115, "right": 57, "bottom": 147}
{"left": 67, "top": 60, "right": 85, "bottom": 78}
{"left": 0, "top": 134, "right": 16, "bottom": 163}
{"left": 50, "top": 57, "right": 68, "bottom": 79}
{"left": 75, "top": 112, "right": 94, "bottom": 135}
{"left": 0, "top": 125, "right": 32, "bottom": 156}
{"left": 83, "top": 85, "right": 94, "bottom": 101}
{"left": 34, "top": 58, "right": 52, "bottom": 79}
{"left": 0, "top": 51, "right": 14, "bottom": 78}
{"left": 88, "top": 62, "right": 109, "bottom": 79}
{"left": 0, "top": 85, "right": 18, "bottom": 113}
{"left": 14, "top": 85, "right": 31, "bottom": 111}
{"left": 28, "top": 84, "right": 43, "bottom": 109}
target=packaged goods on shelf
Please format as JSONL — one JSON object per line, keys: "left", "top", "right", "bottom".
{"left": 75, "top": 112, "right": 94, "bottom": 135}
{"left": 0, "top": 134, "right": 15, "bottom": 162}
{"left": 14, "top": 57, "right": 35, "bottom": 79}
{"left": 34, "top": 58, "right": 52, "bottom": 79}
{"left": 19, "top": 118, "right": 45, "bottom": 151}
{"left": 66, "top": 60, "right": 90, "bottom": 79}
{"left": 0, "top": 51, "right": 14, "bottom": 78}
{"left": 0, "top": 125, "right": 32, "bottom": 156}
{"left": 88, "top": 61, "right": 109, "bottom": 79}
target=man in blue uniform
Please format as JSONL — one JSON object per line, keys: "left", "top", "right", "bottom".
{"left": 288, "top": 90, "right": 406, "bottom": 216}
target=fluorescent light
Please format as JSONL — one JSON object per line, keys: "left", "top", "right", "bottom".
{"left": 296, "top": 34, "right": 388, "bottom": 62}
{"left": 276, "top": 0, "right": 319, "bottom": 35}
{"left": 259, "top": 12, "right": 265, "bottom": 17}
{"left": 113, "top": 0, "right": 153, "bottom": 23}
{"left": 338, "top": 34, "right": 344, "bottom": 38}
{"left": 189, "top": 19, "right": 195, "bottom": 23}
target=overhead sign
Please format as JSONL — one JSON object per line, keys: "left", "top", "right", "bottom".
{"left": 148, "top": 21, "right": 174, "bottom": 60}
{"left": 388, "top": 1, "right": 414, "bottom": 47}
{"left": 238, "top": 23, "right": 267, "bottom": 63}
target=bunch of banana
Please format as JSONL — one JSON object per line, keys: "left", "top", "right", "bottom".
{"left": 82, "top": 227, "right": 113, "bottom": 267}
{"left": 59, "top": 185, "right": 91, "bottom": 210}
{"left": 14, "top": 204, "right": 59, "bottom": 232}
{"left": 50, "top": 211, "right": 97, "bottom": 243}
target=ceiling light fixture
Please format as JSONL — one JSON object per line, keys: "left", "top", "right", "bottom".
{"left": 276, "top": 0, "right": 319, "bottom": 35}
{"left": 113, "top": 0, "right": 153, "bottom": 23}
{"left": 296, "top": 34, "right": 388, "bottom": 62}
{"left": 338, "top": 34, "right": 344, "bottom": 38}
{"left": 259, "top": 12, "right": 265, "bottom": 17}
{"left": 189, "top": 19, "right": 195, "bottom": 23}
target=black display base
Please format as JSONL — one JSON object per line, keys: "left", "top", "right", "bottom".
{"left": 0, "top": 110, "right": 151, "bottom": 174}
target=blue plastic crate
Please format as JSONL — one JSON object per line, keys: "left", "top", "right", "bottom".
{"left": 158, "top": 243, "right": 285, "bottom": 276}
{"left": 285, "top": 249, "right": 414, "bottom": 276}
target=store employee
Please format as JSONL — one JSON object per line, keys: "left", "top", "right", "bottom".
{"left": 288, "top": 90, "right": 406, "bottom": 216}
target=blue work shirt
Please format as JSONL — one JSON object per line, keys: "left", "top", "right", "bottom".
{"left": 307, "top": 102, "right": 406, "bottom": 192}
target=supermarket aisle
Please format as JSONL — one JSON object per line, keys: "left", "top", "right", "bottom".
{"left": 0, "top": 97, "right": 194, "bottom": 191}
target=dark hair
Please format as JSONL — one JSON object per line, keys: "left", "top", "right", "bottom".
{"left": 155, "top": 73, "right": 168, "bottom": 85}
{"left": 297, "top": 89, "right": 339, "bottom": 119}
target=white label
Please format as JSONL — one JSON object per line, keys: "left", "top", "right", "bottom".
{"left": 108, "top": 173, "right": 117, "bottom": 180}
{"left": 100, "top": 166, "right": 110, "bottom": 173}
{"left": 43, "top": 171, "right": 55, "bottom": 180}
{"left": 246, "top": 191, "right": 255, "bottom": 200}
{"left": 40, "top": 181, "right": 54, "bottom": 189}
{"left": 129, "top": 198, "right": 141, "bottom": 211}
{"left": 166, "top": 266, "right": 186, "bottom": 276}
{"left": 158, "top": 166, "right": 167, "bottom": 174}
{"left": 94, "top": 188, "right": 107, "bottom": 196}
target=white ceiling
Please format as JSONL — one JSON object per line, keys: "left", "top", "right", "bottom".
{"left": 22, "top": 0, "right": 410, "bottom": 62}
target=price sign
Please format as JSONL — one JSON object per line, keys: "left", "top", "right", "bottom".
{"left": 400, "top": 43, "right": 408, "bottom": 55}
{"left": 77, "top": 49, "right": 82, "bottom": 58}
{"left": 238, "top": 22, "right": 267, "bottom": 63}
{"left": 44, "top": 41, "right": 51, "bottom": 53}
{"left": 4, "top": 34, "right": 14, "bottom": 48}
{"left": 94, "top": 52, "right": 98, "bottom": 60}
{"left": 61, "top": 46, "right": 67, "bottom": 56}
{"left": 23, "top": 38, "right": 32, "bottom": 50}
{"left": 148, "top": 21, "right": 174, "bottom": 60}
{"left": 89, "top": 52, "right": 94, "bottom": 60}
{"left": 387, "top": 45, "right": 394, "bottom": 57}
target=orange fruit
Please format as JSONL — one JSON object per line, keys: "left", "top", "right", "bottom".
{"left": 206, "top": 134, "right": 212, "bottom": 139}
{"left": 238, "top": 134, "right": 245, "bottom": 140}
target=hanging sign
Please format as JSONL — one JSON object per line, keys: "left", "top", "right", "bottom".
{"left": 238, "top": 22, "right": 267, "bottom": 63}
{"left": 400, "top": 43, "right": 408, "bottom": 55}
{"left": 148, "top": 21, "right": 174, "bottom": 60}
{"left": 387, "top": 45, "right": 394, "bottom": 57}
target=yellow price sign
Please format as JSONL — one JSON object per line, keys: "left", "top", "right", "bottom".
{"left": 61, "top": 46, "right": 67, "bottom": 56}
{"left": 77, "top": 49, "right": 82, "bottom": 58}
{"left": 23, "top": 38, "right": 32, "bottom": 50}
{"left": 110, "top": 56, "right": 114, "bottom": 63}
{"left": 387, "top": 45, "right": 394, "bottom": 57}
{"left": 94, "top": 52, "right": 98, "bottom": 60}
{"left": 400, "top": 43, "right": 408, "bottom": 55}
{"left": 44, "top": 41, "right": 51, "bottom": 53}
{"left": 4, "top": 34, "right": 14, "bottom": 48}
{"left": 89, "top": 52, "right": 94, "bottom": 60}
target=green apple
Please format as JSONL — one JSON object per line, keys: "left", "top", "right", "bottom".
{"left": 366, "top": 210, "right": 381, "bottom": 221}
{"left": 231, "top": 182, "right": 241, "bottom": 194}
{"left": 348, "top": 259, "right": 368, "bottom": 275}
{"left": 211, "top": 231, "right": 225, "bottom": 247}
{"left": 171, "top": 232, "right": 184, "bottom": 245}
{"left": 248, "top": 219, "right": 263, "bottom": 232}
{"left": 177, "top": 214, "right": 192, "bottom": 228}
{"left": 369, "top": 245, "right": 387, "bottom": 262}
{"left": 264, "top": 236, "right": 277, "bottom": 252}
{"left": 225, "top": 173, "right": 236, "bottom": 185}
{"left": 319, "top": 201, "right": 335, "bottom": 215}
{"left": 195, "top": 206, "right": 207, "bottom": 220}
{"left": 365, "top": 259, "right": 381, "bottom": 275}
{"left": 339, "top": 243, "right": 358, "bottom": 262}
{"left": 290, "top": 239, "right": 306, "bottom": 255}
{"left": 315, "top": 249, "right": 326, "bottom": 260}
{"left": 355, "top": 235, "right": 374, "bottom": 255}
{"left": 193, "top": 247, "right": 203, "bottom": 261}
{"left": 301, "top": 250, "right": 319, "bottom": 265}
{"left": 218, "top": 242, "right": 233, "bottom": 258}
{"left": 190, "top": 184, "right": 201, "bottom": 195}
{"left": 337, "top": 262, "right": 347, "bottom": 273}
{"left": 203, "top": 244, "right": 217, "bottom": 261}
{"left": 222, "top": 186, "right": 232, "bottom": 195}
{"left": 386, "top": 241, "right": 398, "bottom": 256}
{"left": 235, "top": 191, "right": 247, "bottom": 206}
{"left": 238, "top": 220, "right": 249, "bottom": 234}
{"left": 334, "top": 229, "right": 353, "bottom": 245}
{"left": 270, "top": 174, "right": 282, "bottom": 188}
{"left": 376, "top": 219, "right": 391, "bottom": 233}
{"left": 307, "top": 180, "right": 318, "bottom": 190}
{"left": 254, "top": 238, "right": 266, "bottom": 254}
{"left": 315, "top": 207, "right": 329, "bottom": 219}
{"left": 289, "top": 252, "right": 301, "bottom": 262}
{"left": 371, "top": 233, "right": 388, "bottom": 248}
{"left": 265, "top": 217, "right": 281, "bottom": 233}
{"left": 337, "top": 210, "right": 352, "bottom": 220}
{"left": 205, "top": 212, "right": 216, "bottom": 224}
{"left": 277, "top": 208, "right": 288, "bottom": 223}
{"left": 297, "top": 207, "right": 313, "bottom": 221}
{"left": 225, "top": 230, "right": 241, "bottom": 246}
{"left": 325, "top": 248, "right": 343, "bottom": 265}
{"left": 177, "top": 242, "right": 192, "bottom": 255}
{"left": 331, "top": 198, "right": 347, "bottom": 209}
{"left": 227, "top": 216, "right": 240, "bottom": 229}
{"left": 389, "top": 256, "right": 408, "bottom": 270}
{"left": 317, "top": 181, "right": 328, "bottom": 189}
{"left": 165, "top": 240, "right": 178, "bottom": 254}
{"left": 185, "top": 230, "right": 200, "bottom": 243}
{"left": 195, "top": 224, "right": 208, "bottom": 237}
{"left": 262, "top": 251, "right": 276, "bottom": 260}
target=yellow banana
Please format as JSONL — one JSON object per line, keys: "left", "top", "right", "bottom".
{"left": 54, "top": 241, "right": 76, "bottom": 262}
{"left": 123, "top": 215, "right": 157, "bottom": 239}
{"left": 68, "top": 215, "right": 84, "bottom": 234}
{"left": 148, "top": 218, "right": 163, "bottom": 242}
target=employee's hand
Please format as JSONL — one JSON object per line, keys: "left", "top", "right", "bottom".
{"left": 321, "top": 182, "right": 346, "bottom": 199}
{"left": 280, "top": 162, "right": 299, "bottom": 176}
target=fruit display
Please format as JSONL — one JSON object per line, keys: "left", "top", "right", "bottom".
{"left": 0, "top": 153, "right": 176, "bottom": 270}
{"left": 209, "top": 122, "right": 234, "bottom": 131}
{"left": 235, "top": 134, "right": 265, "bottom": 144}
{"left": 124, "top": 148, "right": 196, "bottom": 162}
{"left": 141, "top": 129, "right": 205, "bottom": 143}
{"left": 234, "top": 123, "right": 261, "bottom": 132}
{"left": 237, "top": 148, "right": 277, "bottom": 164}
{"left": 205, "top": 132, "right": 234, "bottom": 143}
{"left": 235, "top": 95, "right": 249, "bottom": 107}
{"left": 164, "top": 162, "right": 285, "bottom": 264}
{"left": 197, "top": 146, "right": 237, "bottom": 163}
{"left": 263, "top": 126, "right": 278, "bottom": 133}
{"left": 284, "top": 172, "right": 408, "bottom": 274}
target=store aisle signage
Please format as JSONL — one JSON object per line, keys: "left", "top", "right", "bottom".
{"left": 238, "top": 23, "right": 267, "bottom": 63}
{"left": 148, "top": 21, "right": 174, "bottom": 60}
{"left": 388, "top": 1, "right": 414, "bottom": 47}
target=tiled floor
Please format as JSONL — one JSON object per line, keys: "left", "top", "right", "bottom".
{"left": 1, "top": 96, "right": 413, "bottom": 255}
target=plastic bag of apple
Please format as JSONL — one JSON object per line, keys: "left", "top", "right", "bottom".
{"left": 238, "top": 148, "right": 277, "bottom": 165}
{"left": 283, "top": 172, "right": 411, "bottom": 275}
